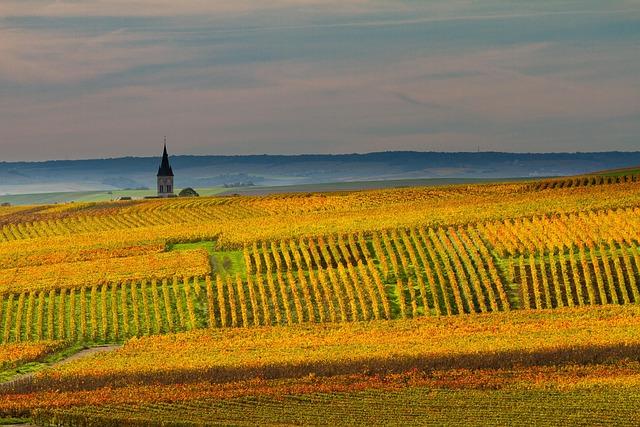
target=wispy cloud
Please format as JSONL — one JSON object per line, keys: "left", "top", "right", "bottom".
{"left": 0, "top": 0, "right": 375, "bottom": 17}
{"left": 0, "top": 28, "right": 194, "bottom": 84}
{"left": 0, "top": 1, "right": 639, "bottom": 160}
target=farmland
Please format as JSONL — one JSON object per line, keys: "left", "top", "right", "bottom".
{"left": 1, "top": 177, "right": 640, "bottom": 424}
{"left": 31, "top": 387, "right": 640, "bottom": 427}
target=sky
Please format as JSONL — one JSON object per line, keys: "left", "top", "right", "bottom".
{"left": 0, "top": 1, "right": 639, "bottom": 161}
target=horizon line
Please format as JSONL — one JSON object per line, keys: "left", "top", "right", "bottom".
{"left": 3, "top": 150, "right": 640, "bottom": 164}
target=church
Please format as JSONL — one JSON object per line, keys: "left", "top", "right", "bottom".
{"left": 157, "top": 141, "right": 175, "bottom": 197}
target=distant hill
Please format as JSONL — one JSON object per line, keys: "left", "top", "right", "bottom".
{"left": 1, "top": 151, "right": 640, "bottom": 195}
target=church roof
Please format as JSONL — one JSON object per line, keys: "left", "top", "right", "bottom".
{"left": 157, "top": 144, "right": 174, "bottom": 177}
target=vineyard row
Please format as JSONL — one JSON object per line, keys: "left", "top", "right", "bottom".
{"left": 482, "top": 207, "right": 640, "bottom": 257}
{"left": 511, "top": 243, "right": 640, "bottom": 309}
{"left": 245, "top": 227, "right": 511, "bottom": 315}
{"left": 528, "top": 173, "right": 640, "bottom": 191}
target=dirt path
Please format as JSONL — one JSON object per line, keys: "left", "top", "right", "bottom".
{"left": 52, "top": 345, "right": 121, "bottom": 366}
{"left": 0, "top": 344, "right": 121, "bottom": 391}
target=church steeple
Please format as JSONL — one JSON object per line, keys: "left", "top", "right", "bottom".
{"left": 157, "top": 137, "right": 175, "bottom": 197}
{"left": 157, "top": 138, "right": 174, "bottom": 177}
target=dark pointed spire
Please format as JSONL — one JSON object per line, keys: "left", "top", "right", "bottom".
{"left": 157, "top": 137, "right": 174, "bottom": 177}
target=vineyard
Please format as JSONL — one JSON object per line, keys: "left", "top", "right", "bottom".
{"left": 32, "top": 387, "right": 640, "bottom": 427}
{"left": 2, "top": 306, "right": 640, "bottom": 418}
{"left": 528, "top": 172, "right": 640, "bottom": 191}
{"left": 0, "top": 277, "right": 207, "bottom": 344}
{"left": 10, "top": 305, "right": 638, "bottom": 392}
{"left": 1, "top": 178, "right": 640, "bottom": 424}
{"left": 0, "top": 249, "right": 210, "bottom": 294}
{"left": 3, "top": 207, "right": 640, "bottom": 341}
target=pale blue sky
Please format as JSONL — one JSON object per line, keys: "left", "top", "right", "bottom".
{"left": 0, "top": 1, "right": 639, "bottom": 160}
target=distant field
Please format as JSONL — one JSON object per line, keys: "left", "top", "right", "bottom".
{"left": 592, "top": 166, "right": 640, "bottom": 177}
{"left": 0, "top": 187, "right": 226, "bottom": 206}
{"left": 218, "top": 176, "right": 536, "bottom": 196}
{"left": 0, "top": 177, "right": 536, "bottom": 205}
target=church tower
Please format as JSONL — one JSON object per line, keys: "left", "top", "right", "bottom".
{"left": 157, "top": 138, "right": 174, "bottom": 197}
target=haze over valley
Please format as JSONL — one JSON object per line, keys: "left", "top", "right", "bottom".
{"left": 2, "top": 151, "right": 640, "bottom": 197}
